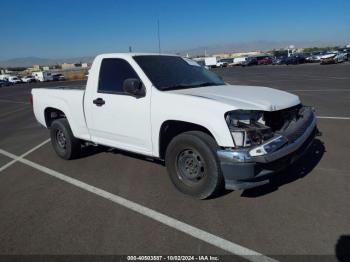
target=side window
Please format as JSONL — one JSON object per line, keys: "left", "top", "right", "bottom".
{"left": 98, "top": 58, "right": 139, "bottom": 93}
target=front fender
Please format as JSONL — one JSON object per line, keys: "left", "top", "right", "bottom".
{"left": 151, "top": 90, "right": 235, "bottom": 157}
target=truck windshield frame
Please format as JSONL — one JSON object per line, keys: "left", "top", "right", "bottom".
{"left": 133, "top": 55, "right": 225, "bottom": 91}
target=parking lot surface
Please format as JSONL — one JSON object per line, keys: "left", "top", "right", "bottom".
{"left": 0, "top": 63, "right": 349, "bottom": 261}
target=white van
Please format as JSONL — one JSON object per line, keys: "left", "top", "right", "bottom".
{"left": 0, "top": 74, "right": 10, "bottom": 81}
{"left": 32, "top": 71, "right": 53, "bottom": 82}
{"left": 204, "top": 57, "right": 217, "bottom": 68}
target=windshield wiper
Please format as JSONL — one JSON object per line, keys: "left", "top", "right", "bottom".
{"left": 163, "top": 82, "right": 220, "bottom": 91}
{"left": 196, "top": 82, "right": 220, "bottom": 87}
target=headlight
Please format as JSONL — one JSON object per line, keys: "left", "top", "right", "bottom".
{"left": 225, "top": 110, "right": 273, "bottom": 147}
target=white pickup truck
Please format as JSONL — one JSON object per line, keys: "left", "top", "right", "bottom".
{"left": 32, "top": 53, "right": 318, "bottom": 199}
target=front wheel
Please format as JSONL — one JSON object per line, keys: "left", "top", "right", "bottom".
{"left": 50, "top": 118, "right": 81, "bottom": 160}
{"left": 165, "top": 131, "right": 224, "bottom": 199}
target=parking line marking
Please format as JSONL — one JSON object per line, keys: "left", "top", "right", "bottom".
{"left": 317, "top": 116, "right": 350, "bottom": 120}
{"left": 0, "top": 107, "right": 29, "bottom": 118}
{"left": 0, "top": 148, "right": 276, "bottom": 262}
{"left": 289, "top": 89, "right": 350, "bottom": 92}
{"left": 0, "top": 139, "right": 50, "bottom": 172}
{"left": 328, "top": 77, "right": 349, "bottom": 80}
{"left": 0, "top": 99, "right": 30, "bottom": 105}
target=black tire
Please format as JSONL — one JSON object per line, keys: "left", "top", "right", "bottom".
{"left": 50, "top": 118, "right": 81, "bottom": 160}
{"left": 165, "top": 131, "right": 224, "bottom": 199}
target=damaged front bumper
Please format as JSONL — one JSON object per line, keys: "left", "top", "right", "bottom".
{"left": 217, "top": 107, "right": 318, "bottom": 190}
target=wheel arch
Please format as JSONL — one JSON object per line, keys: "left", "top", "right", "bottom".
{"left": 44, "top": 107, "right": 67, "bottom": 128}
{"left": 158, "top": 120, "right": 217, "bottom": 159}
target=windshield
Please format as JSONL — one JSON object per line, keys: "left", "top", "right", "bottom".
{"left": 133, "top": 55, "right": 225, "bottom": 91}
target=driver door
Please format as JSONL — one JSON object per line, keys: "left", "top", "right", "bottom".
{"left": 85, "top": 58, "right": 152, "bottom": 155}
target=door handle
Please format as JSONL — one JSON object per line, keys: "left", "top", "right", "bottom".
{"left": 93, "top": 98, "right": 105, "bottom": 106}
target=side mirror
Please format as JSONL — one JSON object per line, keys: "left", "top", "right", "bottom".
{"left": 123, "top": 78, "right": 145, "bottom": 97}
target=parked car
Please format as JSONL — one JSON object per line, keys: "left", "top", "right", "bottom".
{"left": 21, "top": 76, "right": 36, "bottom": 83}
{"left": 0, "top": 79, "right": 13, "bottom": 87}
{"left": 52, "top": 73, "right": 65, "bottom": 81}
{"left": 257, "top": 56, "right": 273, "bottom": 65}
{"left": 344, "top": 48, "right": 350, "bottom": 61}
{"left": 241, "top": 57, "right": 258, "bottom": 66}
{"left": 305, "top": 52, "right": 325, "bottom": 63}
{"left": 320, "top": 52, "right": 347, "bottom": 64}
{"left": 286, "top": 54, "right": 306, "bottom": 65}
{"left": 7, "top": 76, "right": 22, "bottom": 84}
{"left": 335, "top": 52, "right": 348, "bottom": 62}
{"left": 272, "top": 56, "right": 288, "bottom": 65}
{"left": 31, "top": 53, "right": 318, "bottom": 199}
{"left": 0, "top": 80, "right": 6, "bottom": 87}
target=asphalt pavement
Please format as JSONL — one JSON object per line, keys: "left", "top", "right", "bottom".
{"left": 0, "top": 63, "right": 349, "bottom": 261}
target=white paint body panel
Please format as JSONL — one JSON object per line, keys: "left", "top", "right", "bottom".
{"left": 204, "top": 57, "right": 217, "bottom": 67}
{"left": 32, "top": 53, "right": 301, "bottom": 158}
{"left": 169, "top": 85, "right": 300, "bottom": 111}
{"left": 83, "top": 54, "right": 153, "bottom": 154}
{"left": 32, "top": 88, "right": 91, "bottom": 140}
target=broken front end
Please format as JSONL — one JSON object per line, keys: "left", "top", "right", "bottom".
{"left": 218, "top": 105, "right": 318, "bottom": 190}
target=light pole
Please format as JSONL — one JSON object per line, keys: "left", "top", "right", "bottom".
{"left": 157, "top": 19, "right": 161, "bottom": 54}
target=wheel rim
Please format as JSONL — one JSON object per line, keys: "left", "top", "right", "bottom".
{"left": 176, "top": 149, "right": 206, "bottom": 186}
{"left": 56, "top": 129, "right": 67, "bottom": 149}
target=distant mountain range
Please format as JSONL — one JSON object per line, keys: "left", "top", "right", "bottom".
{"left": 173, "top": 40, "right": 349, "bottom": 56}
{"left": 0, "top": 56, "right": 94, "bottom": 67}
{"left": 1, "top": 40, "right": 347, "bottom": 67}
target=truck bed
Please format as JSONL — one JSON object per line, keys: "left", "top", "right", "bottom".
{"left": 39, "top": 85, "right": 86, "bottom": 90}
{"left": 32, "top": 87, "right": 91, "bottom": 141}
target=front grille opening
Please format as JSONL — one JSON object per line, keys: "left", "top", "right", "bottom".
{"left": 263, "top": 104, "right": 302, "bottom": 132}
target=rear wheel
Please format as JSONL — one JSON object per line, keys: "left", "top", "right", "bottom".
{"left": 165, "top": 131, "right": 224, "bottom": 199}
{"left": 50, "top": 118, "right": 81, "bottom": 160}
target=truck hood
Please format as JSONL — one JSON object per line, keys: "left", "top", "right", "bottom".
{"left": 169, "top": 84, "right": 300, "bottom": 111}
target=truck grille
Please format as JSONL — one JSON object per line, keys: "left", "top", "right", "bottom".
{"left": 284, "top": 107, "right": 314, "bottom": 143}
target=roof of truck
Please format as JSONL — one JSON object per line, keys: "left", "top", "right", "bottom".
{"left": 97, "top": 53, "right": 179, "bottom": 58}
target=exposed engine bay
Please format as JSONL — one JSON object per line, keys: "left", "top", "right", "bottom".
{"left": 225, "top": 104, "right": 309, "bottom": 148}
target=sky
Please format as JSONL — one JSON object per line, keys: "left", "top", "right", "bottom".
{"left": 0, "top": 0, "right": 349, "bottom": 60}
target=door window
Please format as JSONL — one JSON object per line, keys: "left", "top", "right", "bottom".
{"left": 98, "top": 58, "right": 139, "bottom": 94}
